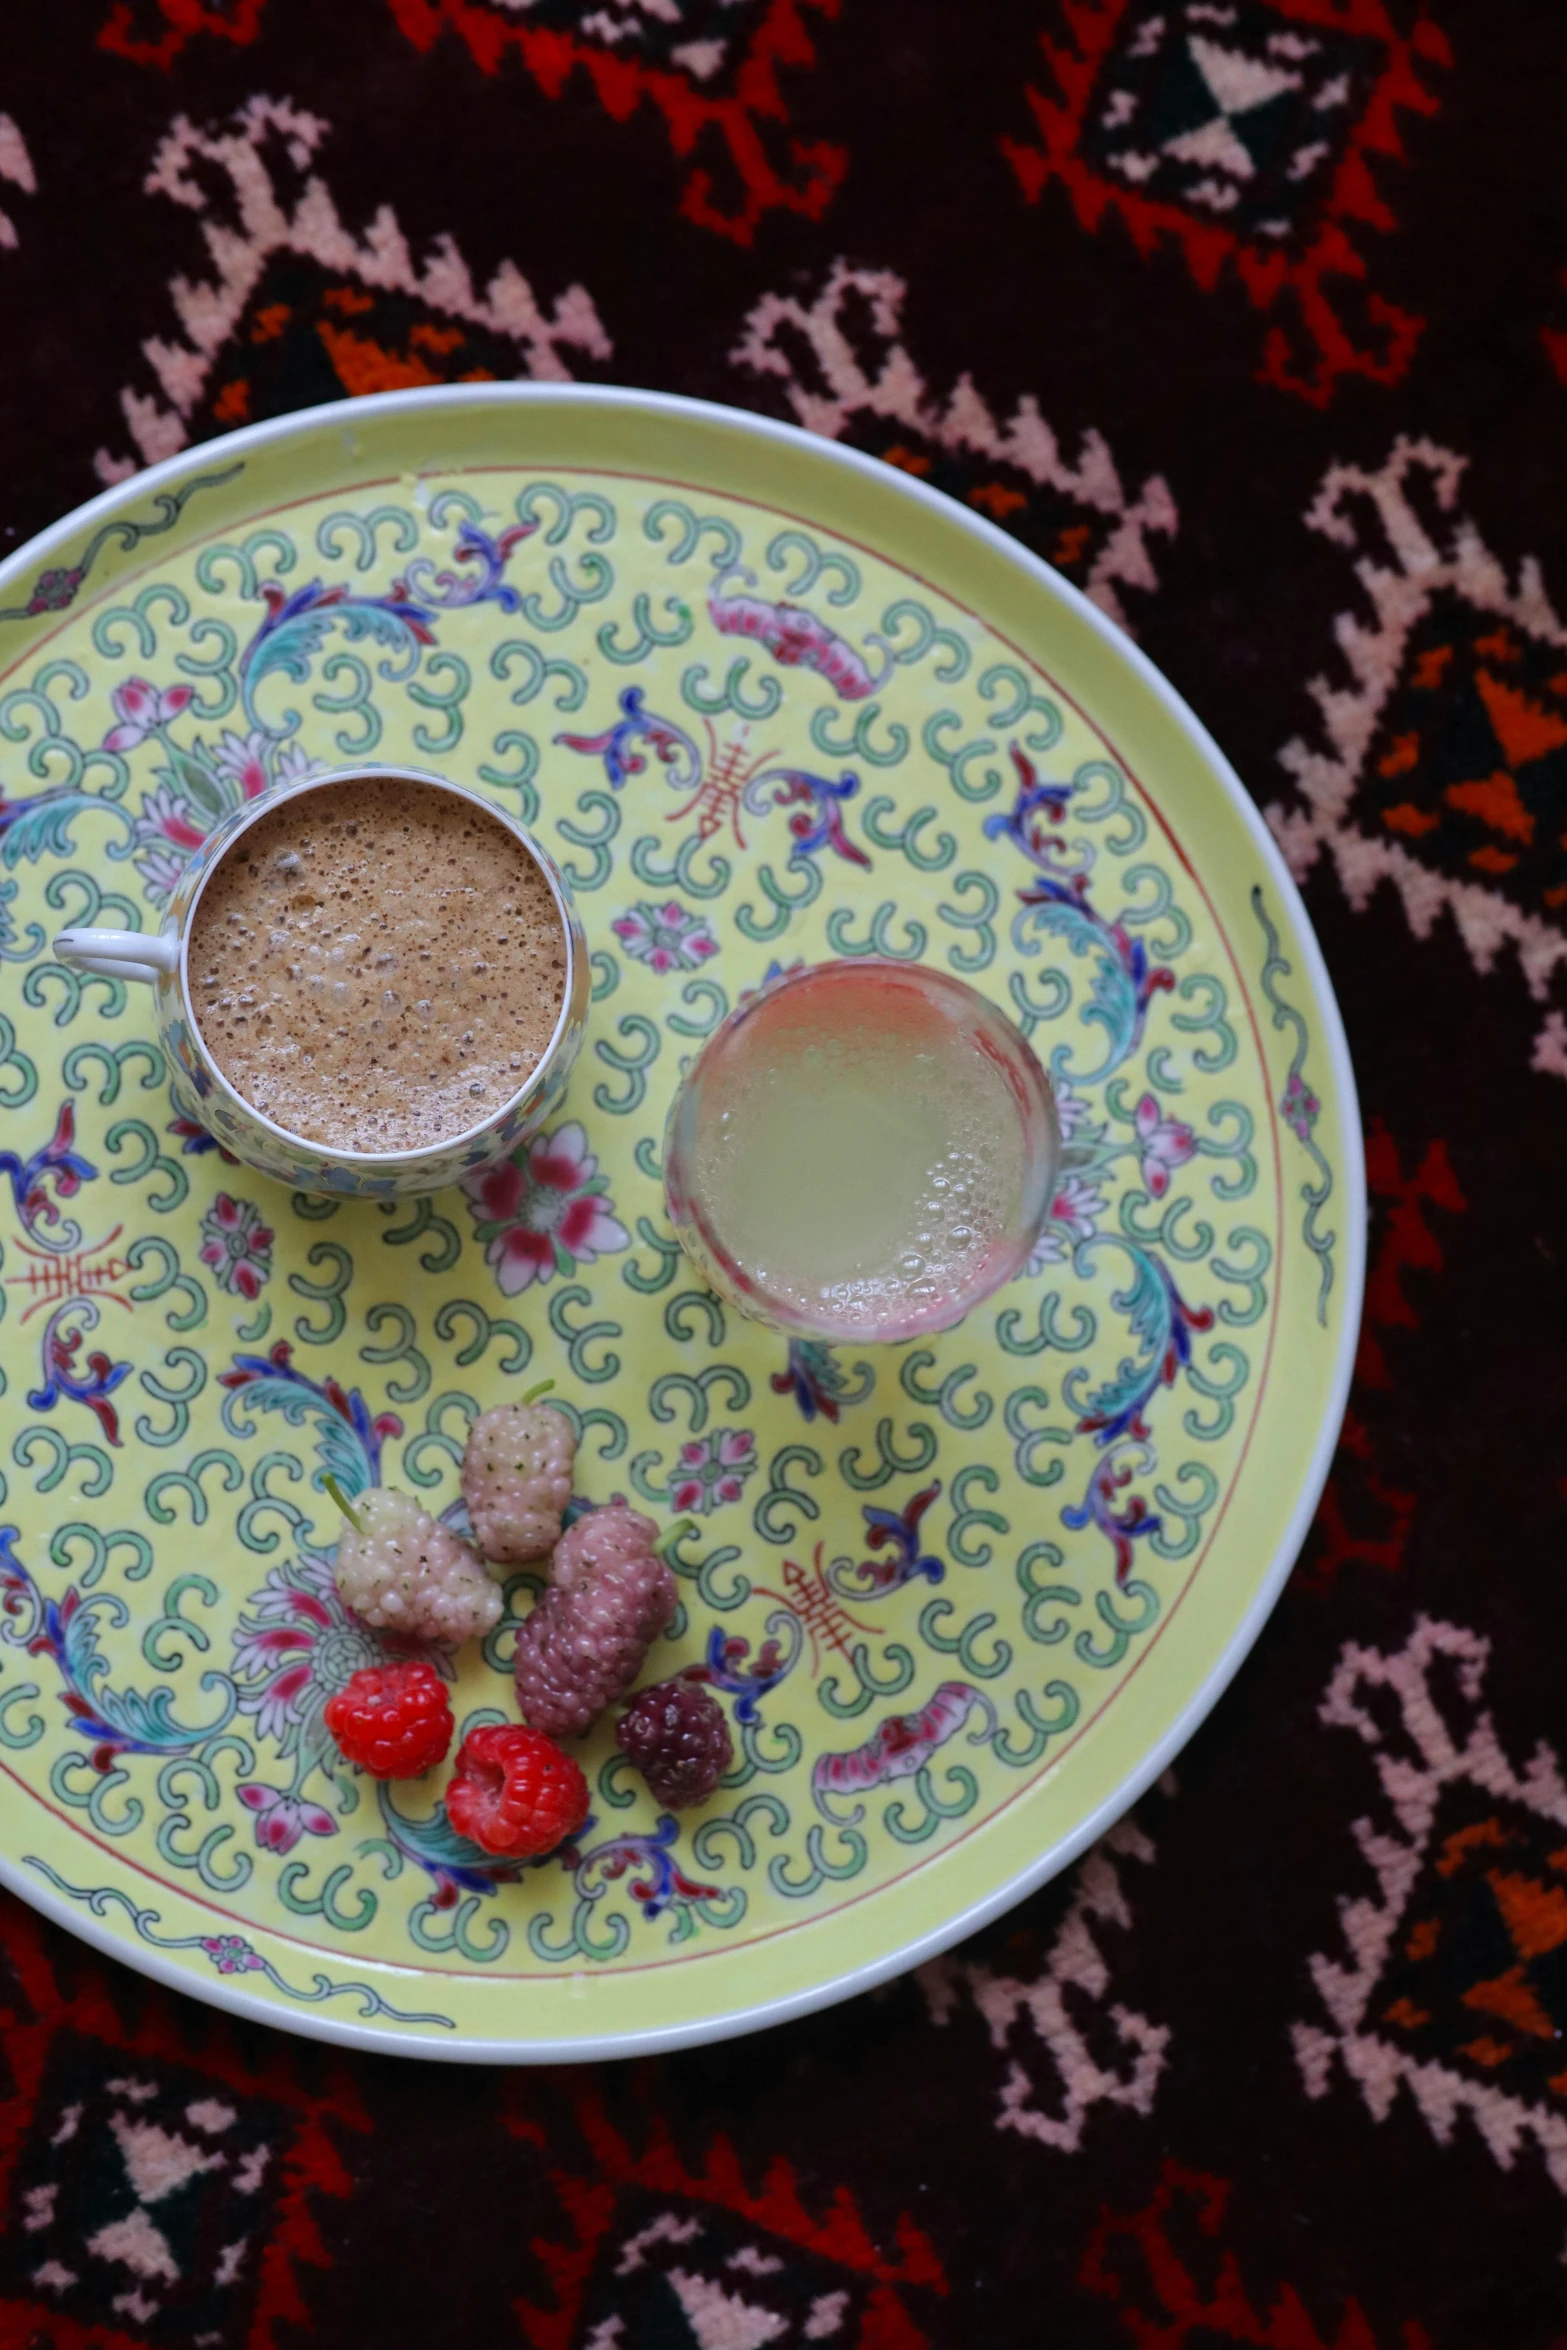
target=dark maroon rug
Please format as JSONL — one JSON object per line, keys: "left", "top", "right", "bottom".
{"left": 2, "top": 5, "right": 1565, "bottom": 2345}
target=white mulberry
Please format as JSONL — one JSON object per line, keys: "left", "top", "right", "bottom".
{"left": 462, "top": 1400, "right": 576, "bottom": 1566}
{"left": 333, "top": 1487, "right": 501, "bottom": 1645}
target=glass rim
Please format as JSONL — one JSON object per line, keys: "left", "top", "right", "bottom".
{"left": 662, "top": 956, "right": 1060, "bottom": 1343}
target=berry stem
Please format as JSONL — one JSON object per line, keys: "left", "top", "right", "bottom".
{"left": 520, "top": 1377, "right": 556, "bottom": 1405}
{"left": 652, "top": 1515, "right": 697, "bottom": 1559}
{"left": 323, "top": 1473, "right": 366, "bottom": 1537}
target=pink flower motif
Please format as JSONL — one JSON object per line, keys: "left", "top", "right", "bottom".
{"left": 232, "top": 1545, "right": 448, "bottom": 1774}
{"left": 1052, "top": 1078, "right": 1088, "bottom": 1144}
{"left": 102, "top": 677, "right": 194, "bottom": 754}
{"left": 198, "top": 1192, "right": 274, "bottom": 1299}
{"left": 610, "top": 899, "right": 720, "bottom": 977}
{"left": 210, "top": 729, "right": 273, "bottom": 801}
{"left": 1281, "top": 1070, "right": 1321, "bottom": 1142}
{"left": 668, "top": 1426, "right": 758, "bottom": 1516}
{"left": 237, "top": 1782, "right": 336, "bottom": 1855}
{"left": 274, "top": 741, "right": 318, "bottom": 787}
{"left": 1029, "top": 1171, "right": 1108, "bottom": 1269}
{"left": 1133, "top": 1095, "right": 1197, "bottom": 1199}
{"left": 461, "top": 1120, "right": 629, "bottom": 1296}
{"left": 200, "top": 1933, "right": 269, "bottom": 1976}
{"left": 129, "top": 788, "right": 206, "bottom": 906}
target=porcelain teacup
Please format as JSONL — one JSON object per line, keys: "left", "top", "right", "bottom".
{"left": 53, "top": 764, "right": 589, "bottom": 1199}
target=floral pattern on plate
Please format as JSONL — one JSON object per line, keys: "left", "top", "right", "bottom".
{"left": 0, "top": 421, "right": 1352, "bottom": 2053}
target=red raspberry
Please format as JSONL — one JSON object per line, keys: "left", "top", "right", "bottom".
{"left": 616, "top": 1680, "right": 734, "bottom": 1810}
{"left": 323, "top": 1660, "right": 453, "bottom": 1780}
{"left": 445, "top": 1723, "right": 589, "bottom": 1859}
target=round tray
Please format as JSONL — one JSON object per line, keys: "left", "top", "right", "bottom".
{"left": 0, "top": 387, "right": 1362, "bottom": 2058}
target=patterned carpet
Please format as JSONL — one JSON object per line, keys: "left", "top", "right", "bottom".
{"left": 1, "top": 4, "right": 1565, "bottom": 2345}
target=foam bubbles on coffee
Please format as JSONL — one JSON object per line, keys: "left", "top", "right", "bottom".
{"left": 190, "top": 778, "right": 566, "bottom": 1154}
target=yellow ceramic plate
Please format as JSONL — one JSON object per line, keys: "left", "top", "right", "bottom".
{"left": 0, "top": 389, "right": 1361, "bottom": 2057}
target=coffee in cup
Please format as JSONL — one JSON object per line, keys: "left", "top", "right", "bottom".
{"left": 188, "top": 776, "right": 566, "bottom": 1155}
{"left": 53, "top": 764, "right": 588, "bottom": 1197}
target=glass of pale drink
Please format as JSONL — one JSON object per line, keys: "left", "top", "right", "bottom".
{"left": 663, "top": 961, "right": 1059, "bottom": 1342}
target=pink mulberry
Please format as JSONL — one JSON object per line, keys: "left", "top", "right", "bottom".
{"left": 513, "top": 1503, "right": 676, "bottom": 1737}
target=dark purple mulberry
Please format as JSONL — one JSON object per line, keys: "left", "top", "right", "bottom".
{"left": 616, "top": 1680, "right": 734, "bottom": 1810}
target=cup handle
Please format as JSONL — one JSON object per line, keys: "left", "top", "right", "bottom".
{"left": 53, "top": 928, "right": 179, "bottom": 987}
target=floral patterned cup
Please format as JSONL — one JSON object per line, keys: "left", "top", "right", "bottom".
{"left": 52, "top": 764, "right": 589, "bottom": 1198}
{"left": 663, "top": 959, "right": 1060, "bottom": 1343}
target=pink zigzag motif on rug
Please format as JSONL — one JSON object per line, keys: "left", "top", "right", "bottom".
{"left": 731, "top": 257, "right": 1178, "bottom": 634}
{"left": 1294, "top": 1613, "right": 1567, "bottom": 2240}
{"left": 94, "top": 94, "right": 612, "bottom": 483}
{"left": 1270, "top": 433, "right": 1567, "bottom": 1083}
{"left": 919, "top": 1806, "right": 1169, "bottom": 2150}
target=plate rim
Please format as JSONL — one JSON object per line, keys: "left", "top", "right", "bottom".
{"left": 0, "top": 382, "right": 1366, "bottom": 2060}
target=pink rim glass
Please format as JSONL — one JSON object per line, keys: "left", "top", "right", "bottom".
{"left": 662, "top": 959, "right": 1060, "bottom": 1343}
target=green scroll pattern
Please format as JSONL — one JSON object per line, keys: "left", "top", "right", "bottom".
{"left": 0, "top": 464, "right": 1329, "bottom": 1999}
